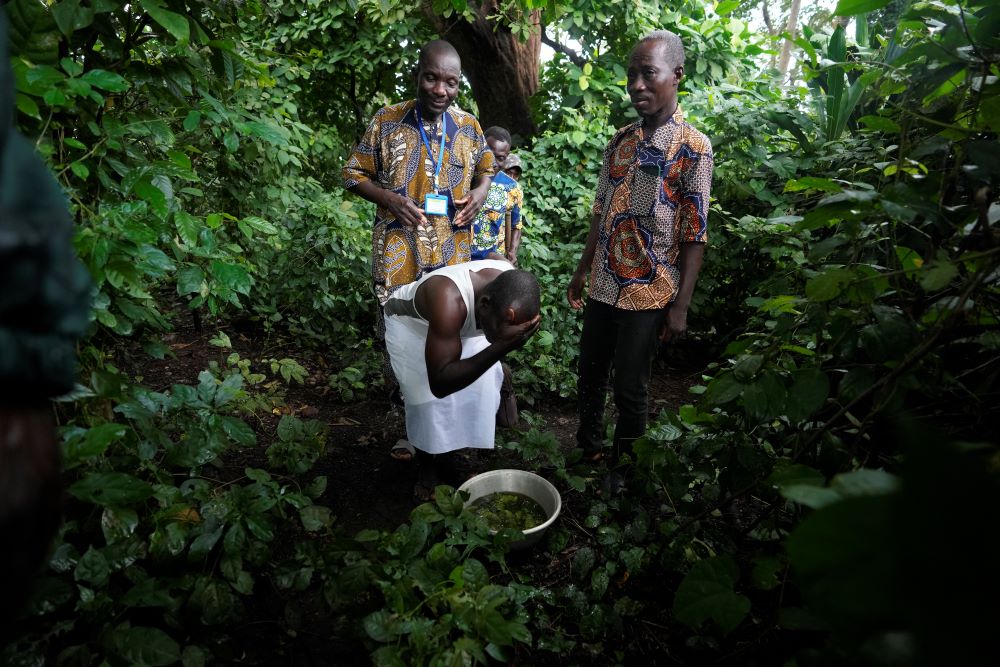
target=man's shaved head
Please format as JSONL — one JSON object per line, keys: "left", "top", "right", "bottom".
{"left": 418, "top": 40, "right": 461, "bottom": 71}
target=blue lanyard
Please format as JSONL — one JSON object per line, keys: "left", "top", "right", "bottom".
{"left": 415, "top": 105, "right": 447, "bottom": 194}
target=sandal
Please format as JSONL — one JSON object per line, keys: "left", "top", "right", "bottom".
{"left": 413, "top": 481, "right": 436, "bottom": 504}
{"left": 390, "top": 438, "right": 415, "bottom": 462}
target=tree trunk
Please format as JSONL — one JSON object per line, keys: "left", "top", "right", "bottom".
{"left": 777, "top": 0, "right": 802, "bottom": 81}
{"left": 422, "top": 1, "right": 540, "bottom": 139}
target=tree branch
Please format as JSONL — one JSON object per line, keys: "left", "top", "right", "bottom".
{"left": 762, "top": 0, "right": 774, "bottom": 35}
{"left": 540, "top": 25, "right": 584, "bottom": 67}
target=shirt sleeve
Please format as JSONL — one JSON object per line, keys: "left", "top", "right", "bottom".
{"left": 342, "top": 108, "right": 385, "bottom": 190}
{"left": 470, "top": 118, "right": 496, "bottom": 180}
{"left": 590, "top": 136, "right": 615, "bottom": 219}
{"left": 678, "top": 133, "right": 713, "bottom": 243}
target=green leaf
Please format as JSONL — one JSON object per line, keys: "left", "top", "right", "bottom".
{"left": 192, "top": 579, "right": 237, "bottom": 625}
{"left": 572, "top": 546, "right": 596, "bottom": 579}
{"left": 750, "top": 556, "right": 784, "bottom": 591}
{"left": 122, "top": 577, "right": 176, "bottom": 608}
{"left": 16, "top": 94, "right": 41, "bottom": 119}
{"left": 831, "top": 469, "right": 899, "bottom": 497}
{"left": 174, "top": 211, "right": 200, "bottom": 247}
{"left": 81, "top": 69, "right": 129, "bottom": 92}
{"left": 102, "top": 506, "right": 140, "bottom": 543}
{"left": 69, "top": 472, "right": 154, "bottom": 506}
{"left": 673, "top": 555, "right": 750, "bottom": 634}
{"left": 140, "top": 0, "right": 190, "bottom": 42}
{"left": 6, "top": 0, "right": 62, "bottom": 64}
{"left": 742, "top": 371, "right": 786, "bottom": 423}
{"left": 182, "top": 646, "right": 207, "bottom": 667}
{"left": 240, "top": 120, "right": 288, "bottom": 146}
{"left": 65, "top": 422, "right": 126, "bottom": 466}
{"left": 211, "top": 261, "right": 252, "bottom": 295}
{"left": 786, "top": 369, "right": 830, "bottom": 422}
{"left": 919, "top": 259, "right": 958, "bottom": 292}
{"left": 806, "top": 267, "right": 852, "bottom": 302}
{"left": 70, "top": 161, "right": 90, "bottom": 179}
{"left": 113, "top": 626, "right": 181, "bottom": 666}
{"left": 784, "top": 177, "right": 842, "bottom": 193}
{"left": 300, "top": 505, "right": 333, "bottom": 531}
{"left": 715, "top": 0, "right": 740, "bottom": 16}
{"left": 305, "top": 476, "right": 328, "bottom": 499}
{"left": 780, "top": 484, "right": 843, "bottom": 509}
{"left": 733, "top": 354, "right": 763, "bottom": 382}
{"left": 219, "top": 416, "right": 256, "bottom": 446}
{"left": 177, "top": 265, "right": 206, "bottom": 296}
{"left": 768, "top": 462, "right": 825, "bottom": 489}
{"left": 861, "top": 312, "right": 915, "bottom": 362}
{"left": 240, "top": 216, "right": 280, "bottom": 235}
{"left": 183, "top": 110, "right": 202, "bottom": 132}
{"left": 52, "top": 0, "right": 95, "bottom": 38}
{"left": 223, "top": 130, "right": 239, "bottom": 153}
{"left": 858, "top": 115, "right": 901, "bottom": 133}
{"left": 74, "top": 547, "right": 109, "bottom": 586}
{"left": 839, "top": 366, "right": 878, "bottom": 403}
{"left": 787, "top": 496, "right": 896, "bottom": 631}
{"left": 363, "top": 610, "right": 399, "bottom": 642}
{"left": 189, "top": 523, "right": 224, "bottom": 559}
{"left": 704, "top": 372, "right": 743, "bottom": 406}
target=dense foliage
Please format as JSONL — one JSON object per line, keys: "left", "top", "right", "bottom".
{"left": 3, "top": 0, "right": 998, "bottom": 665}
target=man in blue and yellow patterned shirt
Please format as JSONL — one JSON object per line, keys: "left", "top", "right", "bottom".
{"left": 471, "top": 126, "right": 525, "bottom": 264}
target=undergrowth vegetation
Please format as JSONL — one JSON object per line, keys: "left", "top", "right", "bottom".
{"left": 3, "top": 0, "right": 998, "bottom": 665}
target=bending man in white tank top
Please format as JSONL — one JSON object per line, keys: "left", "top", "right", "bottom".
{"left": 384, "top": 259, "right": 541, "bottom": 501}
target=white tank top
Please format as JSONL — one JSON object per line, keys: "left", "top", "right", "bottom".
{"left": 384, "top": 259, "right": 512, "bottom": 337}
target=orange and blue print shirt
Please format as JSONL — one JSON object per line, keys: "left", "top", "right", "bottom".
{"left": 588, "top": 106, "right": 712, "bottom": 311}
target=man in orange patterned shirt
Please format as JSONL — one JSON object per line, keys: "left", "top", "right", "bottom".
{"left": 343, "top": 40, "right": 495, "bottom": 306}
{"left": 567, "top": 31, "right": 712, "bottom": 486}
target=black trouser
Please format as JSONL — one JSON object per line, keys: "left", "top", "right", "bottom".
{"left": 576, "top": 300, "right": 665, "bottom": 461}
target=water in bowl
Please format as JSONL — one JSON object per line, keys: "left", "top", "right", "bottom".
{"left": 469, "top": 492, "right": 547, "bottom": 532}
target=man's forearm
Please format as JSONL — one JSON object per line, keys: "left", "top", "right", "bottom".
{"left": 671, "top": 242, "right": 705, "bottom": 311}
{"left": 349, "top": 180, "right": 391, "bottom": 208}
{"left": 508, "top": 228, "right": 522, "bottom": 258}
{"left": 575, "top": 212, "right": 602, "bottom": 274}
{"left": 427, "top": 342, "right": 509, "bottom": 399}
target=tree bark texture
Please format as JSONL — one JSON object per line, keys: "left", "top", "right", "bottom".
{"left": 777, "top": 0, "right": 802, "bottom": 80}
{"left": 422, "top": 1, "right": 540, "bottom": 139}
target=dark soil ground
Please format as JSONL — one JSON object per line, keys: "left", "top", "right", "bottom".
{"left": 117, "top": 312, "right": 709, "bottom": 665}
{"left": 126, "top": 314, "right": 706, "bottom": 538}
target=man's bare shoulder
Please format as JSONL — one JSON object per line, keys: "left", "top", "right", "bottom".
{"left": 417, "top": 275, "right": 467, "bottom": 329}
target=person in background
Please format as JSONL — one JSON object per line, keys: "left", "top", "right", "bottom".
{"left": 383, "top": 260, "right": 541, "bottom": 501}
{"left": 503, "top": 152, "right": 523, "bottom": 181}
{"left": 470, "top": 126, "right": 525, "bottom": 266}
{"left": 0, "top": 10, "right": 91, "bottom": 625}
{"left": 342, "top": 39, "right": 494, "bottom": 461}
{"left": 566, "top": 30, "right": 712, "bottom": 494}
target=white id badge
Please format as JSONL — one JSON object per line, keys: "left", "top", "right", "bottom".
{"left": 424, "top": 193, "right": 449, "bottom": 216}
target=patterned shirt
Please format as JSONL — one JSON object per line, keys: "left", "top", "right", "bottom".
{"left": 343, "top": 100, "right": 495, "bottom": 304}
{"left": 470, "top": 171, "right": 524, "bottom": 259}
{"left": 588, "top": 106, "right": 712, "bottom": 311}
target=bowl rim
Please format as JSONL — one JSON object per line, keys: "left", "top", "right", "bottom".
{"left": 458, "top": 468, "right": 562, "bottom": 536}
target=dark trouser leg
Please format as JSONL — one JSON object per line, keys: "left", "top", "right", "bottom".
{"left": 576, "top": 300, "right": 616, "bottom": 454}
{"left": 610, "top": 308, "right": 665, "bottom": 462}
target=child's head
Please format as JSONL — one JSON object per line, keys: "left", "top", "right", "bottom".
{"left": 503, "top": 153, "right": 522, "bottom": 181}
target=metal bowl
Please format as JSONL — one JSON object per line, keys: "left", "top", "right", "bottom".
{"left": 458, "top": 469, "right": 562, "bottom": 549}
